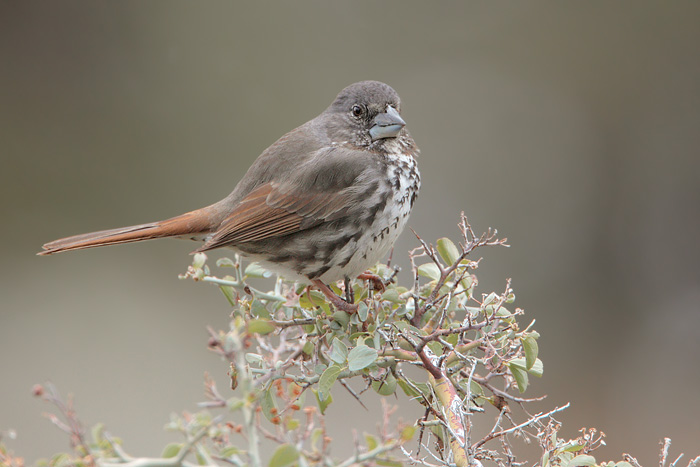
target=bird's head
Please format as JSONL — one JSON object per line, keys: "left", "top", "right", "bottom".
{"left": 324, "top": 80, "right": 408, "bottom": 151}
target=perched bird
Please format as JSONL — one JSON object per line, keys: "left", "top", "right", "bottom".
{"left": 39, "top": 81, "right": 421, "bottom": 311}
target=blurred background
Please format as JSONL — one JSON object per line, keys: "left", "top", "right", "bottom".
{"left": 2, "top": 1, "right": 699, "bottom": 464}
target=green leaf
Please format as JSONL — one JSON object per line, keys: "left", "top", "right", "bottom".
{"left": 392, "top": 321, "right": 424, "bottom": 335}
{"left": 302, "top": 341, "right": 314, "bottom": 355}
{"left": 299, "top": 290, "right": 330, "bottom": 311}
{"left": 227, "top": 397, "right": 245, "bottom": 411}
{"left": 398, "top": 378, "right": 419, "bottom": 398}
{"left": 216, "top": 257, "right": 235, "bottom": 267}
{"left": 248, "top": 319, "right": 275, "bottom": 335}
{"left": 261, "top": 387, "right": 278, "bottom": 422}
{"left": 509, "top": 357, "right": 544, "bottom": 377}
{"left": 401, "top": 425, "right": 417, "bottom": 441}
{"left": 192, "top": 253, "right": 207, "bottom": 268}
{"left": 251, "top": 299, "right": 270, "bottom": 318}
{"left": 90, "top": 423, "right": 105, "bottom": 443}
{"left": 459, "top": 274, "right": 475, "bottom": 295}
{"left": 219, "top": 284, "right": 237, "bottom": 307}
{"left": 286, "top": 418, "right": 300, "bottom": 430}
{"left": 529, "top": 358, "right": 544, "bottom": 377}
{"left": 523, "top": 336, "right": 539, "bottom": 370}
{"left": 220, "top": 446, "right": 242, "bottom": 457}
{"left": 331, "top": 310, "right": 351, "bottom": 328}
{"left": 561, "top": 443, "right": 585, "bottom": 453}
{"left": 347, "top": 344, "right": 378, "bottom": 371}
{"left": 310, "top": 427, "right": 323, "bottom": 449}
{"left": 398, "top": 378, "right": 430, "bottom": 400}
{"left": 161, "top": 443, "right": 182, "bottom": 458}
{"left": 371, "top": 373, "right": 397, "bottom": 396}
{"left": 445, "top": 332, "right": 459, "bottom": 346}
{"left": 349, "top": 331, "right": 370, "bottom": 342}
{"left": 459, "top": 380, "right": 484, "bottom": 401}
{"left": 329, "top": 338, "right": 349, "bottom": 364}
{"left": 437, "top": 237, "right": 460, "bottom": 265}
{"left": 312, "top": 388, "right": 333, "bottom": 414}
{"left": 357, "top": 302, "right": 369, "bottom": 322}
{"left": 381, "top": 289, "right": 401, "bottom": 303}
{"left": 565, "top": 454, "right": 597, "bottom": 467}
{"left": 365, "top": 433, "right": 378, "bottom": 451}
{"left": 318, "top": 364, "right": 343, "bottom": 401}
{"left": 427, "top": 341, "right": 443, "bottom": 356}
{"left": 245, "top": 262, "right": 272, "bottom": 279}
{"left": 245, "top": 353, "right": 263, "bottom": 365}
{"left": 268, "top": 443, "right": 299, "bottom": 467}
{"left": 417, "top": 263, "right": 441, "bottom": 281}
{"left": 482, "top": 292, "right": 498, "bottom": 306}
{"left": 509, "top": 363, "right": 529, "bottom": 393}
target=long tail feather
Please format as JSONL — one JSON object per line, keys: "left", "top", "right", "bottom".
{"left": 38, "top": 208, "right": 217, "bottom": 256}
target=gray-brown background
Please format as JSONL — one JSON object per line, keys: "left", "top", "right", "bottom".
{"left": 2, "top": 2, "right": 699, "bottom": 464}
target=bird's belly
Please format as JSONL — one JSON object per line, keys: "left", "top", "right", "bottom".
{"left": 235, "top": 206, "right": 410, "bottom": 285}
{"left": 317, "top": 187, "right": 415, "bottom": 283}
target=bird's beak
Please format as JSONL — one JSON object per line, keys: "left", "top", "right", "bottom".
{"left": 369, "top": 105, "right": 406, "bottom": 141}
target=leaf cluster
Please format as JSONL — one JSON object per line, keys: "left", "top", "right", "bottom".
{"left": 15, "top": 216, "right": 697, "bottom": 467}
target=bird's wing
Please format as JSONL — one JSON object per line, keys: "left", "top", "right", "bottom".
{"left": 195, "top": 147, "right": 379, "bottom": 252}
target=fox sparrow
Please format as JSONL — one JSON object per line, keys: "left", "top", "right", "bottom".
{"left": 39, "top": 81, "right": 421, "bottom": 311}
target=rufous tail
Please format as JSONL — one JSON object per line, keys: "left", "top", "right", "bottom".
{"left": 38, "top": 208, "right": 216, "bottom": 256}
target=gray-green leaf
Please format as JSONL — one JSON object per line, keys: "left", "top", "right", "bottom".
{"left": 372, "top": 373, "right": 397, "bottom": 396}
{"left": 248, "top": 319, "right": 275, "bottom": 335}
{"left": 260, "top": 387, "right": 277, "bottom": 422}
{"left": 313, "top": 387, "right": 333, "bottom": 414}
{"left": 318, "top": 364, "right": 343, "bottom": 401}
{"left": 216, "top": 257, "right": 235, "bottom": 268}
{"left": 161, "top": 443, "right": 182, "bottom": 458}
{"left": 347, "top": 344, "right": 378, "bottom": 371}
{"left": 509, "top": 357, "right": 544, "bottom": 377}
{"left": 329, "top": 338, "right": 348, "bottom": 364}
{"left": 245, "top": 262, "right": 272, "bottom": 278}
{"left": 565, "top": 454, "right": 597, "bottom": 467}
{"left": 437, "top": 237, "right": 460, "bottom": 265}
{"left": 508, "top": 363, "right": 529, "bottom": 393}
{"left": 357, "top": 302, "right": 369, "bottom": 322}
{"left": 417, "top": 263, "right": 441, "bottom": 281}
{"left": 268, "top": 443, "right": 300, "bottom": 467}
{"left": 523, "top": 336, "right": 539, "bottom": 370}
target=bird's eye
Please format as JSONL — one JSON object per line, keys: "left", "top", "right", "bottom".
{"left": 351, "top": 105, "right": 364, "bottom": 118}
